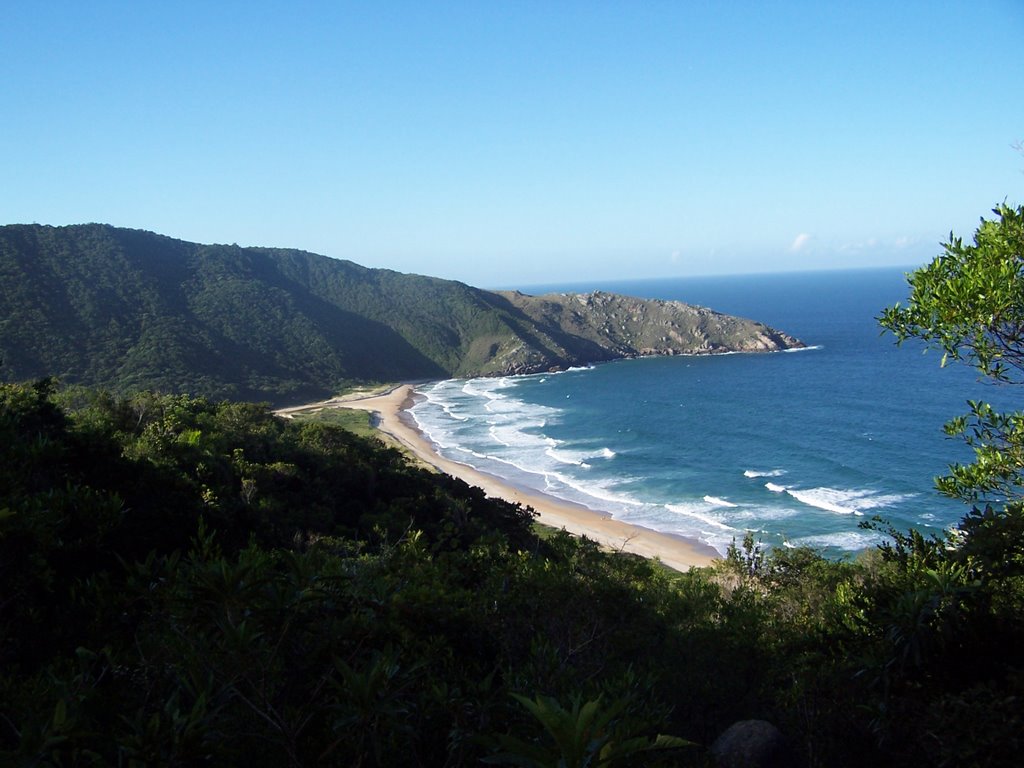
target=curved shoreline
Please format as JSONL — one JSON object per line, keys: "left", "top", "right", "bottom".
{"left": 294, "top": 384, "right": 719, "bottom": 572}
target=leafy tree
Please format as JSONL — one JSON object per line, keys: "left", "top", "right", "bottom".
{"left": 880, "top": 203, "right": 1024, "bottom": 506}
{"left": 868, "top": 202, "right": 1024, "bottom": 766}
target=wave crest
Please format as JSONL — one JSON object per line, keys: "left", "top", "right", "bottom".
{"left": 665, "top": 503, "right": 737, "bottom": 531}
{"left": 784, "top": 487, "right": 916, "bottom": 516}
{"left": 703, "top": 495, "right": 738, "bottom": 508}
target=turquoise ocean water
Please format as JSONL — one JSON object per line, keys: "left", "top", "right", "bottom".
{"left": 409, "top": 268, "right": 1011, "bottom": 556}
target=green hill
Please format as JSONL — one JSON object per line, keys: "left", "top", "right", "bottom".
{"left": 0, "top": 224, "right": 802, "bottom": 403}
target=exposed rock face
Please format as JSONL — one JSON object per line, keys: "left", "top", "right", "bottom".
{"left": 710, "top": 719, "right": 791, "bottom": 768}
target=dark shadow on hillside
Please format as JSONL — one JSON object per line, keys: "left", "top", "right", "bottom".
{"left": 480, "top": 291, "right": 616, "bottom": 365}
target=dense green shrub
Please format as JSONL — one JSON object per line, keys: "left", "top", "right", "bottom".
{"left": 2, "top": 379, "right": 1022, "bottom": 766}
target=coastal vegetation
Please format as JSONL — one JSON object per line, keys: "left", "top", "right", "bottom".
{"left": 1, "top": 205, "right": 1022, "bottom": 766}
{"left": 0, "top": 224, "right": 801, "bottom": 405}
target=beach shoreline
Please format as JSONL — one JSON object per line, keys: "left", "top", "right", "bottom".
{"left": 282, "top": 384, "right": 720, "bottom": 572}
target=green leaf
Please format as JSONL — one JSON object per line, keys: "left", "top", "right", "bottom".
{"left": 52, "top": 698, "right": 67, "bottom": 730}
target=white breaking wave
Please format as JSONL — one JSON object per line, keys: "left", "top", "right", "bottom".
{"left": 789, "top": 530, "right": 886, "bottom": 551}
{"left": 413, "top": 380, "right": 562, "bottom": 474}
{"left": 665, "top": 503, "right": 738, "bottom": 532}
{"left": 414, "top": 378, "right": 649, "bottom": 520}
{"left": 420, "top": 390, "right": 470, "bottom": 422}
{"left": 529, "top": 364, "right": 597, "bottom": 378}
{"left": 744, "top": 469, "right": 786, "bottom": 478}
{"left": 703, "top": 495, "right": 738, "bottom": 508}
{"left": 784, "top": 487, "right": 916, "bottom": 517}
{"left": 546, "top": 470, "right": 646, "bottom": 508}
{"left": 731, "top": 506, "right": 799, "bottom": 521}
{"left": 783, "top": 345, "right": 823, "bottom": 353}
{"left": 545, "top": 445, "right": 618, "bottom": 467}
{"left": 545, "top": 447, "right": 590, "bottom": 467}
{"left": 419, "top": 386, "right": 470, "bottom": 422}
{"left": 461, "top": 377, "right": 514, "bottom": 402}
{"left": 765, "top": 482, "right": 787, "bottom": 493}
{"left": 489, "top": 423, "right": 557, "bottom": 449}
{"left": 786, "top": 488, "right": 862, "bottom": 515}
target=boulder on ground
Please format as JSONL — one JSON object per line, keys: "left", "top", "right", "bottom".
{"left": 710, "top": 719, "right": 791, "bottom": 768}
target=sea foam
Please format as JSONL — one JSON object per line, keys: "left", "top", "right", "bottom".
{"left": 784, "top": 487, "right": 915, "bottom": 516}
{"left": 544, "top": 445, "right": 618, "bottom": 468}
{"left": 783, "top": 345, "right": 824, "bottom": 353}
{"left": 538, "top": 469, "right": 648, "bottom": 512}
{"left": 665, "top": 503, "right": 738, "bottom": 532}
{"left": 788, "top": 530, "right": 886, "bottom": 551}
{"left": 703, "top": 495, "right": 738, "bottom": 508}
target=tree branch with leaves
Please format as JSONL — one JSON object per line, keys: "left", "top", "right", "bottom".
{"left": 880, "top": 203, "right": 1024, "bottom": 508}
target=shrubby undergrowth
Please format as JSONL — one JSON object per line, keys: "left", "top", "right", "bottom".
{"left": 2, "top": 378, "right": 1021, "bottom": 767}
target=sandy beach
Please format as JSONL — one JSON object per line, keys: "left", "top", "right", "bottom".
{"left": 282, "top": 385, "right": 719, "bottom": 571}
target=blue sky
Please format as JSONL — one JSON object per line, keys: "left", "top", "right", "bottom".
{"left": 3, "top": 1, "right": 1022, "bottom": 287}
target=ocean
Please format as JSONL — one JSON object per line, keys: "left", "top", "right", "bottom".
{"left": 409, "top": 268, "right": 1011, "bottom": 557}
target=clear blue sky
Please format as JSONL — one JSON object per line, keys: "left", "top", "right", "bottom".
{"left": 3, "top": 1, "right": 1022, "bottom": 287}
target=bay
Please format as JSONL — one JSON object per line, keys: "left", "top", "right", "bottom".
{"left": 410, "top": 268, "right": 1013, "bottom": 556}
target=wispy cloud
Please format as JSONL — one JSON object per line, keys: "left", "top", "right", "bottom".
{"left": 790, "top": 233, "right": 812, "bottom": 252}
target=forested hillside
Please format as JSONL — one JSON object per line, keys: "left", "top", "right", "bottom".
{"left": 0, "top": 224, "right": 801, "bottom": 403}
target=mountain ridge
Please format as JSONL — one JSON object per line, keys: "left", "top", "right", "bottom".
{"left": 0, "top": 223, "right": 803, "bottom": 403}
